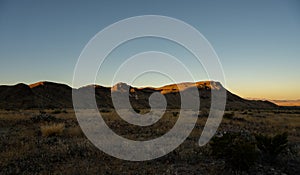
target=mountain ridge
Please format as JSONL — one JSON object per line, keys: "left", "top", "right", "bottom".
{"left": 0, "top": 81, "right": 279, "bottom": 110}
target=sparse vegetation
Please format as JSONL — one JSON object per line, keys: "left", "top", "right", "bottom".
{"left": 40, "top": 123, "right": 65, "bottom": 137}
{"left": 198, "top": 108, "right": 209, "bottom": 117}
{"left": 223, "top": 111, "right": 235, "bottom": 119}
{"left": 39, "top": 110, "right": 46, "bottom": 114}
{"left": 134, "top": 108, "right": 141, "bottom": 113}
{"left": 31, "top": 113, "right": 61, "bottom": 122}
{"left": 51, "top": 109, "right": 68, "bottom": 114}
{"left": 172, "top": 111, "right": 179, "bottom": 117}
{"left": 242, "top": 110, "right": 248, "bottom": 114}
{"left": 255, "top": 132, "right": 288, "bottom": 163}
{"left": 51, "top": 109, "right": 62, "bottom": 114}
{"left": 65, "top": 126, "right": 84, "bottom": 137}
{"left": 210, "top": 130, "right": 292, "bottom": 173}
{"left": 99, "top": 108, "right": 111, "bottom": 113}
{"left": 210, "top": 131, "right": 257, "bottom": 171}
{"left": 0, "top": 109, "right": 299, "bottom": 174}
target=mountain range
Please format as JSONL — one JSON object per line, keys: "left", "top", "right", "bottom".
{"left": 0, "top": 81, "right": 279, "bottom": 110}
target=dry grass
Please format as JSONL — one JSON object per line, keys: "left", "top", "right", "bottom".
{"left": 0, "top": 109, "right": 299, "bottom": 174}
{"left": 65, "top": 126, "right": 83, "bottom": 137}
{"left": 40, "top": 123, "right": 65, "bottom": 137}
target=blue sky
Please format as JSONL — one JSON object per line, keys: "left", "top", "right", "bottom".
{"left": 0, "top": 0, "right": 299, "bottom": 100}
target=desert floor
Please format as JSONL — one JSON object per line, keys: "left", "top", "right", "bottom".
{"left": 0, "top": 109, "right": 300, "bottom": 174}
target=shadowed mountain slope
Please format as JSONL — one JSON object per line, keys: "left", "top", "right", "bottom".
{"left": 0, "top": 81, "right": 278, "bottom": 110}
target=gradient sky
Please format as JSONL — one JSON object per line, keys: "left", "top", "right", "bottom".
{"left": 0, "top": 0, "right": 299, "bottom": 100}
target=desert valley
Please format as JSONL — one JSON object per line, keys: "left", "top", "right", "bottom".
{"left": 0, "top": 81, "right": 299, "bottom": 174}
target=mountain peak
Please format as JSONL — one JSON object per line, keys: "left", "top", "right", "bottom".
{"left": 29, "top": 81, "right": 72, "bottom": 89}
{"left": 29, "top": 81, "right": 47, "bottom": 88}
{"left": 195, "top": 81, "right": 223, "bottom": 90}
{"left": 157, "top": 81, "right": 223, "bottom": 94}
{"left": 111, "top": 82, "right": 131, "bottom": 92}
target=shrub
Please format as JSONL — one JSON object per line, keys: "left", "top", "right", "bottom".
{"left": 51, "top": 109, "right": 68, "bottom": 114}
{"left": 255, "top": 132, "right": 288, "bottom": 163}
{"left": 31, "top": 113, "right": 60, "bottom": 122}
{"left": 134, "top": 109, "right": 141, "bottom": 113}
{"left": 233, "top": 117, "right": 246, "bottom": 122}
{"left": 39, "top": 110, "right": 46, "bottom": 114}
{"left": 65, "top": 126, "right": 84, "bottom": 137}
{"left": 211, "top": 132, "right": 237, "bottom": 158}
{"left": 210, "top": 132, "right": 257, "bottom": 171}
{"left": 100, "top": 108, "right": 111, "bottom": 113}
{"left": 51, "top": 109, "right": 62, "bottom": 114}
{"left": 241, "top": 111, "right": 248, "bottom": 115}
{"left": 40, "top": 123, "right": 65, "bottom": 137}
{"left": 228, "top": 137, "right": 257, "bottom": 171}
{"left": 198, "top": 109, "right": 209, "bottom": 117}
{"left": 223, "top": 112, "right": 235, "bottom": 119}
{"left": 172, "top": 111, "right": 179, "bottom": 117}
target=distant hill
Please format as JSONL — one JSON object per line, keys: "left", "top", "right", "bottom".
{"left": 0, "top": 81, "right": 278, "bottom": 110}
{"left": 246, "top": 97, "right": 300, "bottom": 107}
{"left": 270, "top": 99, "right": 300, "bottom": 107}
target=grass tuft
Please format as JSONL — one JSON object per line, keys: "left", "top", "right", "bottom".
{"left": 40, "top": 123, "right": 65, "bottom": 137}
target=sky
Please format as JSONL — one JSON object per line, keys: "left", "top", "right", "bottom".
{"left": 0, "top": 0, "right": 299, "bottom": 100}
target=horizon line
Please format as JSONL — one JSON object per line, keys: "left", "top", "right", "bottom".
{"left": 1, "top": 80, "right": 299, "bottom": 101}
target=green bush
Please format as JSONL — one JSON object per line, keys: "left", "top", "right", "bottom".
{"left": 210, "top": 132, "right": 257, "bottom": 171}
{"left": 255, "top": 132, "right": 288, "bottom": 163}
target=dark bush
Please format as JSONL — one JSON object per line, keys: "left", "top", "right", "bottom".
{"left": 241, "top": 111, "right": 248, "bottom": 115}
{"left": 223, "top": 112, "right": 235, "bottom": 119}
{"left": 255, "top": 132, "right": 288, "bottom": 163}
{"left": 233, "top": 117, "right": 246, "bottom": 122}
{"left": 51, "top": 109, "right": 62, "bottom": 114}
{"left": 198, "top": 109, "right": 209, "bottom": 117}
{"left": 134, "top": 109, "right": 141, "bottom": 113}
{"left": 172, "top": 111, "right": 179, "bottom": 117}
{"left": 210, "top": 132, "right": 257, "bottom": 171}
{"left": 39, "top": 110, "right": 46, "bottom": 114}
{"left": 99, "top": 108, "right": 111, "bottom": 113}
{"left": 31, "top": 113, "right": 62, "bottom": 123}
